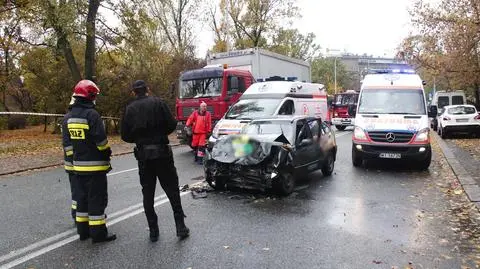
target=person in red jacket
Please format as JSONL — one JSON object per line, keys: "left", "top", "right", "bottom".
{"left": 186, "top": 102, "right": 212, "bottom": 164}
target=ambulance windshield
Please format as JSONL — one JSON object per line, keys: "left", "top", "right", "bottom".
{"left": 225, "top": 99, "right": 282, "bottom": 120}
{"left": 358, "top": 89, "right": 426, "bottom": 115}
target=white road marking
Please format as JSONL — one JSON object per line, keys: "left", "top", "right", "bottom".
{"left": 107, "top": 168, "right": 138, "bottom": 177}
{"left": 0, "top": 193, "right": 170, "bottom": 267}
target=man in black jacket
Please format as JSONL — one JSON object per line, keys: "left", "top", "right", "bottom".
{"left": 121, "top": 80, "right": 189, "bottom": 242}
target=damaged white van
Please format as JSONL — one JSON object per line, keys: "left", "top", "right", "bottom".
{"left": 208, "top": 78, "right": 329, "bottom": 147}
{"left": 351, "top": 69, "right": 437, "bottom": 170}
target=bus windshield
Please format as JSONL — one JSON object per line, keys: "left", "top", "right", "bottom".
{"left": 358, "top": 89, "right": 426, "bottom": 115}
{"left": 180, "top": 77, "right": 223, "bottom": 98}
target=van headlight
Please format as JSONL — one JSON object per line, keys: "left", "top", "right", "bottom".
{"left": 414, "top": 128, "right": 430, "bottom": 143}
{"left": 353, "top": 126, "right": 368, "bottom": 141}
{"left": 212, "top": 124, "right": 220, "bottom": 138}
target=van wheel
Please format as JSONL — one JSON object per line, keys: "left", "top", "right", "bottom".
{"left": 321, "top": 153, "right": 335, "bottom": 176}
{"left": 336, "top": 125, "right": 346, "bottom": 131}
{"left": 352, "top": 146, "right": 362, "bottom": 167}
{"left": 274, "top": 172, "right": 295, "bottom": 196}
{"left": 418, "top": 150, "right": 432, "bottom": 171}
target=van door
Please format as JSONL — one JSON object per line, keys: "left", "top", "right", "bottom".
{"left": 438, "top": 96, "right": 449, "bottom": 109}
{"left": 452, "top": 95, "right": 465, "bottom": 105}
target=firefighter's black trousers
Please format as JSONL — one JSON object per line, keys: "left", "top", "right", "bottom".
{"left": 138, "top": 154, "right": 185, "bottom": 229}
{"left": 68, "top": 173, "right": 77, "bottom": 220}
{"left": 75, "top": 174, "right": 110, "bottom": 240}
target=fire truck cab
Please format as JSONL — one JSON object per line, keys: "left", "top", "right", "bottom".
{"left": 330, "top": 90, "right": 359, "bottom": 131}
{"left": 175, "top": 65, "right": 255, "bottom": 146}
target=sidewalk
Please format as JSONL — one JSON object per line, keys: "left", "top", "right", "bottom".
{"left": 0, "top": 134, "right": 181, "bottom": 176}
{"left": 433, "top": 132, "right": 480, "bottom": 210}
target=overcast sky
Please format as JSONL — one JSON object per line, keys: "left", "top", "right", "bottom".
{"left": 195, "top": 0, "right": 417, "bottom": 58}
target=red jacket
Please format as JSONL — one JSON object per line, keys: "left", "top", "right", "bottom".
{"left": 186, "top": 110, "right": 212, "bottom": 134}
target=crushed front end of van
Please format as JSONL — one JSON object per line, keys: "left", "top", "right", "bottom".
{"left": 204, "top": 134, "right": 294, "bottom": 193}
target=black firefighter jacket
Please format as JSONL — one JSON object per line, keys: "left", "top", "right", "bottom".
{"left": 62, "top": 98, "right": 112, "bottom": 175}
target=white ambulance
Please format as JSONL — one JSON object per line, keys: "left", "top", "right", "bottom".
{"left": 351, "top": 69, "right": 437, "bottom": 170}
{"left": 208, "top": 79, "right": 329, "bottom": 146}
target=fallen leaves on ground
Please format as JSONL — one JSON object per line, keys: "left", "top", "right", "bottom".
{"left": 452, "top": 138, "right": 480, "bottom": 162}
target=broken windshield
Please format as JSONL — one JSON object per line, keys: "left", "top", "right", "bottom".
{"left": 180, "top": 78, "right": 223, "bottom": 98}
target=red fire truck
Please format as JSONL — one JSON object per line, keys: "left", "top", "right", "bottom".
{"left": 175, "top": 65, "right": 255, "bottom": 146}
{"left": 329, "top": 90, "right": 359, "bottom": 131}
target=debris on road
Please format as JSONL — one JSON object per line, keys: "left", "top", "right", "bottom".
{"left": 189, "top": 181, "right": 215, "bottom": 199}
{"left": 372, "top": 260, "right": 382, "bottom": 264}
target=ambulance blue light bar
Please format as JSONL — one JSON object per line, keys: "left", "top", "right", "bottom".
{"left": 368, "top": 68, "right": 416, "bottom": 74}
{"left": 257, "top": 76, "right": 298, "bottom": 82}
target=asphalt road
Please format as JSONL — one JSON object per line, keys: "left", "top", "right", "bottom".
{"left": 1, "top": 129, "right": 479, "bottom": 268}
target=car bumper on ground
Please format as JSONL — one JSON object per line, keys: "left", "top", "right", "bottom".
{"left": 443, "top": 124, "right": 480, "bottom": 133}
{"left": 332, "top": 117, "right": 355, "bottom": 126}
{"left": 352, "top": 142, "right": 431, "bottom": 162}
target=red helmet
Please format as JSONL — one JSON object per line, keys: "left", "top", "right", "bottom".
{"left": 73, "top": 80, "right": 100, "bottom": 101}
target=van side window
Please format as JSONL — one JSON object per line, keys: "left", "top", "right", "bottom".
{"left": 438, "top": 96, "right": 449, "bottom": 108}
{"left": 228, "top": 76, "right": 247, "bottom": 94}
{"left": 452, "top": 96, "right": 464, "bottom": 105}
{"left": 279, "top": 100, "right": 295, "bottom": 115}
{"left": 296, "top": 120, "right": 312, "bottom": 142}
{"left": 308, "top": 119, "right": 320, "bottom": 140}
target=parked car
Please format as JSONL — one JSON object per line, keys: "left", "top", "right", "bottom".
{"left": 204, "top": 116, "right": 337, "bottom": 195}
{"left": 437, "top": 105, "right": 480, "bottom": 138}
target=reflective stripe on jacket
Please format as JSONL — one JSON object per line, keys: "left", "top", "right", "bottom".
{"left": 186, "top": 110, "right": 212, "bottom": 134}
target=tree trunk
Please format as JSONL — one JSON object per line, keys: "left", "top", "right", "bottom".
{"left": 2, "top": 47, "right": 10, "bottom": 112}
{"left": 85, "top": 0, "right": 101, "bottom": 81}
{"left": 57, "top": 33, "right": 82, "bottom": 82}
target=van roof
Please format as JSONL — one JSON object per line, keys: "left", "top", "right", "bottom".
{"left": 241, "top": 81, "right": 326, "bottom": 99}
{"left": 361, "top": 73, "right": 423, "bottom": 90}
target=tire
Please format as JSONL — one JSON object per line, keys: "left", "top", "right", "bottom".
{"left": 418, "top": 150, "right": 432, "bottom": 171}
{"left": 321, "top": 152, "right": 335, "bottom": 176}
{"left": 440, "top": 127, "right": 448, "bottom": 139}
{"left": 273, "top": 172, "right": 295, "bottom": 196}
{"left": 352, "top": 146, "right": 362, "bottom": 167}
{"left": 336, "top": 125, "right": 347, "bottom": 131}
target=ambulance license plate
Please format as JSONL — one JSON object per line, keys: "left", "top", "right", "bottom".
{"left": 379, "top": 153, "right": 401, "bottom": 159}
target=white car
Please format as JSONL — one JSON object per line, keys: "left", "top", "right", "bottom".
{"left": 437, "top": 105, "right": 480, "bottom": 138}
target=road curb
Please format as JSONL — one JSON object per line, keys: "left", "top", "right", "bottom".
{"left": 0, "top": 143, "right": 182, "bottom": 177}
{"left": 432, "top": 131, "right": 480, "bottom": 210}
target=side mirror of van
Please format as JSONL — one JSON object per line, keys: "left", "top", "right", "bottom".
{"left": 428, "top": 105, "right": 438, "bottom": 118}
{"left": 422, "top": 80, "right": 427, "bottom": 86}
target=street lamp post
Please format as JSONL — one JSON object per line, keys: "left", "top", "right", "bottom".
{"left": 327, "top": 48, "right": 341, "bottom": 94}
{"left": 334, "top": 57, "right": 337, "bottom": 94}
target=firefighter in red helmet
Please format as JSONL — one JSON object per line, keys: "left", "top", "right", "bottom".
{"left": 62, "top": 79, "right": 116, "bottom": 243}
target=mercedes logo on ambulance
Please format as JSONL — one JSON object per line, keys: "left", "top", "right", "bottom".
{"left": 385, "top": 132, "right": 395, "bottom": 142}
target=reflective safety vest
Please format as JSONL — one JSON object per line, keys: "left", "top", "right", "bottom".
{"left": 62, "top": 99, "right": 112, "bottom": 175}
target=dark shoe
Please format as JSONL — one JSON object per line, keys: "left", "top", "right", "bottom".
{"left": 174, "top": 213, "right": 190, "bottom": 239}
{"left": 149, "top": 227, "right": 159, "bottom": 242}
{"left": 92, "top": 233, "right": 117, "bottom": 244}
{"left": 79, "top": 234, "right": 90, "bottom": 241}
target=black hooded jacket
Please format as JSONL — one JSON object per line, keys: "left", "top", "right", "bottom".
{"left": 121, "top": 95, "right": 177, "bottom": 146}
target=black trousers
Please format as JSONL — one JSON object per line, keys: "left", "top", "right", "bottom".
{"left": 68, "top": 173, "right": 77, "bottom": 220}
{"left": 75, "top": 174, "right": 109, "bottom": 240}
{"left": 138, "top": 154, "right": 184, "bottom": 229}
